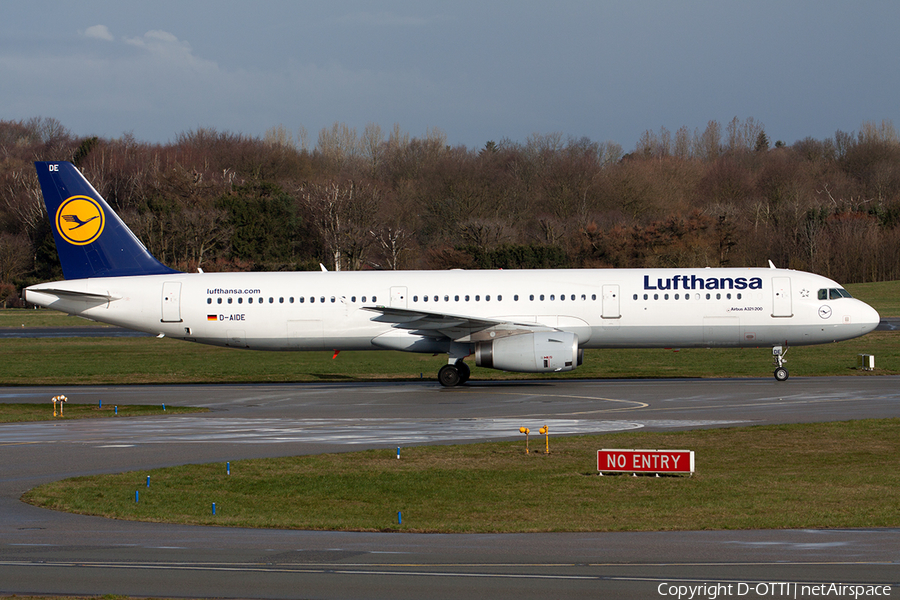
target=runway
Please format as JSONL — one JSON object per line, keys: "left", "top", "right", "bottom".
{"left": 1, "top": 377, "right": 898, "bottom": 599}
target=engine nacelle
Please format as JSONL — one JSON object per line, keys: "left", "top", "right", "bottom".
{"left": 475, "top": 331, "right": 582, "bottom": 373}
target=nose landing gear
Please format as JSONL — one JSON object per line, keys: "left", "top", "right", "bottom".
{"left": 773, "top": 346, "right": 789, "bottom": 381}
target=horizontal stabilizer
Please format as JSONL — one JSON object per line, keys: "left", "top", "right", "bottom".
{"left": 25, "top": 287, "right": 117, "bottom": 302}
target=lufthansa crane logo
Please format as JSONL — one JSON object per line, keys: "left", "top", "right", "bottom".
{"left": 55, "top": 196, "right": 105, "bottom": 245}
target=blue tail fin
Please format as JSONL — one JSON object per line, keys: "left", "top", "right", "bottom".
{"left": 35, "top": 161, "right": 180, "bottom": 279}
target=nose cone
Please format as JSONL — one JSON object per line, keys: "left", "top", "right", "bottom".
{"left": 856, "top": 300, "right": 881, "bottom": 335}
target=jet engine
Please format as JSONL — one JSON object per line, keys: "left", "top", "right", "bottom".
{"left": 475, "top": 331, "right": 582, "bottom": 373}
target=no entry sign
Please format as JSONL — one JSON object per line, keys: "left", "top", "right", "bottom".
{"left": 598, "top": 449, "right": 694, "bottom": 474}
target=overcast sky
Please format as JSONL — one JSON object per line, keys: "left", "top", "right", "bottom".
{"left": 2, "top": 1, "right": 898, "bottom": 151}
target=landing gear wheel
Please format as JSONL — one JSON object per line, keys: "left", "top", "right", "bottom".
{"left": 457, "top": 361, "right": 470, "bottom": 384}
{"left": 438, "top": 364, "right": 461, "bottom": 387}
{"left": 774, "top": 367, "right": 789, "bottom": 382}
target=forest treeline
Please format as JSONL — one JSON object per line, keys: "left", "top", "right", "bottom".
{"left": 2, "top": 115, "right": 900, "bottom": 306}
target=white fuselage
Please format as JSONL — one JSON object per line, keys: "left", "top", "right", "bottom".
{"left": 24, "top": 267, "right": 880, "bottom": 353}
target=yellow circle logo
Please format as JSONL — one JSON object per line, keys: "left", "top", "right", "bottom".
{"left": 55, "top": 196, "right": 105, "bottom": 246}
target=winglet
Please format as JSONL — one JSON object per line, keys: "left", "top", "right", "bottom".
{"left": 34, "top": 161, "right": 180, "bottom": 279}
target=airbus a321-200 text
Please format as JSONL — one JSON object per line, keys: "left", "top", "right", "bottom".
{"left": 24, "top": 161, "right": 880, "bottom": 386}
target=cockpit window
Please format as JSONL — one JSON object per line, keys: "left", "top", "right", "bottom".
{"left": 819, "top": 288, "right": 852, "bottom": 300}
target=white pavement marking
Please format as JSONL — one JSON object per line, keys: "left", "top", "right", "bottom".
{"left": 0, "top": 417, "right": 746, "bottom": 446}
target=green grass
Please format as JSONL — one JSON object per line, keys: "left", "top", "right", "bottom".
{"left": 0, "top": 332, "right": 896, "bottom": 385}
{"left": 22, "top": 419, "right": 900, "bottom": 533}
{"left": 0, "top": 403, "right": 205, "bottom": 423}
{"left": 0, "top": 308, "right": 113, "bottom": 328}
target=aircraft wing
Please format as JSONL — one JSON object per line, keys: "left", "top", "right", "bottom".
{"left": 362, "top": 306, "right": 554, "bottom": 342}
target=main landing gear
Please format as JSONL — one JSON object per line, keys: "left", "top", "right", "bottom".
{"left": 438, "top": 360, "right": 470, "bottom": 387}
{"left": 772, "top": 345, "right": 789, "bottom": 381}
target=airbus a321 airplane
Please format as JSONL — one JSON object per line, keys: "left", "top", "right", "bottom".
{"left": 24, "top": 161, "right": 881, "bottom": 386}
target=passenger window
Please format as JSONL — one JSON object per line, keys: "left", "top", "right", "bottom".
{"left": 653, "top": 294, "right": 658, "bottom": 300}
{"left": 361, "top": 296, "right": 367, "bottom": 303}
{"left": 228, "top": 298, "right": 233, "bottom": 304}
{"left": 248, "top": 298, "right": 253, "bottom": 304}
{"left": 705, "top": 293, "right": 711, "bottom": 300}
{"left": 444, "top": 295, "right": 449, "bottom": 302}
{"left": 238, "top": 298, "right": 243, "bottom": 304}
{"left": 454, "top": 295, "right": 459, "bottom": 301}
{"left": 514, "top": 295, "right": 519, "bottom": 301}
{"left": 674, "top": 294, "right": 679, "bottom": 300}
{"left": 529, "top": 294, "right": 534, "bottom": 301}
{"left": 498, "top": 295, "right": 502, "bottom": 301}
{"left": 433, "top": 296, "right": 438, "bottom": 302}
{"left": 207, "top": 298, "right": 212, "bottom": 304}
{"left": 372, "top": 296, "right": 377, "bottom": 302}
{"left": 269, "top": 298, "right": 274, "bottom": 304}
{"left": 299, "top": 297, "right": 304, "bottom": 303}
{"left": 550, "top": 294, "right": 555, "bottom": 301}
{"left": 465, "top": 295, "right": 470, "bottom": 301}
{"left": 413, "top": 295, "right": 418, "bottom": 302}
{"left": 591, "top": 294, "right": 597, "bottom": 301}
{"left": 351, "top": 296, "right": 356, "bottom": 303}
{"left": 643, "top": 294, "right": 648, "bottom": 300}
{"left": 279, "top": 297, "right": 284, "bottom": 303}
{"left": 540, "top": 294, "right": 545, "bottom": 301}
{"left": 476, "top": 295, "right": 480, "bottom": 301}
{"left": 664, "top": 294, "right": 669, "bottom": 300}
{"left": 486, "top": 295, "right": 491, "bottom": 301}
{"left": 633, "top": 294, "right": 638, "bottom": 300}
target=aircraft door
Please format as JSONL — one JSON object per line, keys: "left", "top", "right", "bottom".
{"left": 771, "top": 277, "right": 793, "bottom": 318}
{"left": 390, "top": 286, "right": 408, "bottom": 308}
{"left": 601, "top": 284, "right": 620, "bottom": 319}
{"left": 161, "top": 281, "right": 182, "bottom": 323}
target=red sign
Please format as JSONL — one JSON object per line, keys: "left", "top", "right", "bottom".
{"left": 597, "top": 449, "right": 694, "bottom": 474}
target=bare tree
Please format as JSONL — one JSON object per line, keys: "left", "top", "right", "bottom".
{"left": 370, "top": 225, "right": 414, "bottom": 270}
{"left": 694, "top": 120, "right": 721, "bottom": 162}
{"left": 0, "top": 232, "right": 31, "bottom": 284}
{"left": 299, "top": 180, "right": 380, "bottom": 271}
{"left": 361, "top": 122, "right": 384, "bottom": 177}
{"left": 2, "top": 167, "right": 45, "bottom": 240}
{"left": 316, "top": 122, "right": 363, "bottom": 172}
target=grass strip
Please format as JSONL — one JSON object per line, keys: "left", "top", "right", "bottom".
{"left": 23, "top": 419, "right": 900, "bottom": 533}
{"left": 0, "top": 403, "right": 206, "bottom": 423}
{"left": 0, "top": 332, "right": 896, "bottom": 385}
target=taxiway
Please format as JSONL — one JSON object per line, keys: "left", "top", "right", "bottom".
{"left": 1, "top": 377, "right": 898, "bottom": 599}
